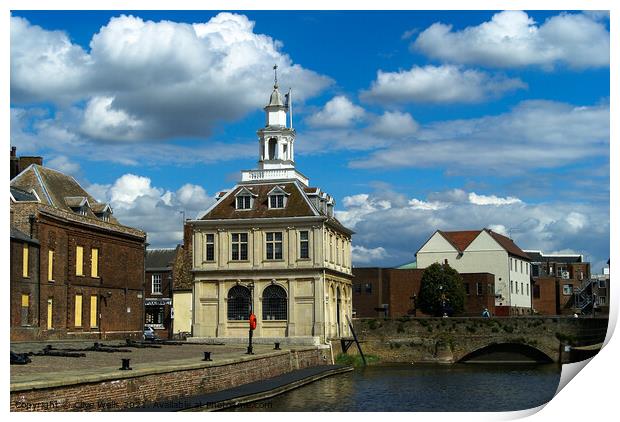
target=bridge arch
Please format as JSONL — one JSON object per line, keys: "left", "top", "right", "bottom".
{"left": 458, "top": 342, "right": 554, "bottom": 363}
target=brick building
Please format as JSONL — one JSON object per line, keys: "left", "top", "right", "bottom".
{"left": 525, "top": 250, "right": 592, "bottom": 315}
{"left": 352, "top": 267, "right": 495, "bottom": 318}
{"left": 145, "top": 248, "right": 180, "bottom": 339}
{"left": 10, "top": 155, "right": 147, "bottom": 341}
{"left": 10, "top": 227, "right": 41, "bottom": 332}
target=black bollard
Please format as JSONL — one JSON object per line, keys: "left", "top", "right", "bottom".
{"left": 203, "top": 351, "right": 212, "bottom": 361}
{"left": 94, "top": 342, "right": 100, "bottom": 349}
{"left": 119, "top": 358, "right": 132, "bottom": 370}
{"left": 274, "top": 342, "right": 281, "bottom": 350}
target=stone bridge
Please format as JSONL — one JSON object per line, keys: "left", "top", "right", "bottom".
{"left": 343, "top": 317, "right": 608, "bottom": 363}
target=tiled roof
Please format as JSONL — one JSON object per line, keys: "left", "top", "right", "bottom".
{"left": 438, "top": 229, "right": 530, "bottom": 260}
{"left": 10, "top": 226, "right": 39, "bottom": 244}
{"left": 439, "top": 230, "right": 481, "bottom": 251}
{"left": 201, "top": 182, "right": 317, "bottom": 220}
{"left": 11, "top": 164, "right": 119, "bottom": 224}
{"left": 486, "top": 230, "right": 531, "bottom": 260}
{"left": 146, "top": 248, "right": 178, "bottom": 270}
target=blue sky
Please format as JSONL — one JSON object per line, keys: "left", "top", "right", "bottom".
{"left": 10, "top": 10, "right": 610, "bottom": 270}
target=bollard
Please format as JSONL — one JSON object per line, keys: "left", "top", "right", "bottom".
{"left": 274, "top": 342, "right": 281, "bottom": 350}
{"left": 119, "top": 358, "right": 132, "bottom": 370}
{"left": 94, "top": 342, "right": 100, "bottom": 349}
{"left": 203, "top": 351, "right": 212, "bottom": 361}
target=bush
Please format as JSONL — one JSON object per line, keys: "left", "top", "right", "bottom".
{"left": 335, "top": 353, "right": 380, "bottom": 366}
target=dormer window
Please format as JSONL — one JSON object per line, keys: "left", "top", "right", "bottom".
{"left": 270, "top": 195, "right": 285, "bottom": 209}
{"left": 234, "top": 187, "right": 257, "bottom": 210}
{"left": 267, "top": 186, "right": 290, "bottom": 209}
{"left": 236, "top": 195, "right": 252, "bottom": 210}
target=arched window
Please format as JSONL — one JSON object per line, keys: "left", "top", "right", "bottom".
{"left": 227, "top": 285, "right": 251, "bottom": 320}
{"left": 268, "top": 138, "right": 277, "bottom": 160}
{"left": 262, "top": 285, "right": 287, "bottom": 321}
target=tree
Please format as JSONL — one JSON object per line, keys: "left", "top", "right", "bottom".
{"left": 418, "top": 262, "right": 466, "bottom": 316}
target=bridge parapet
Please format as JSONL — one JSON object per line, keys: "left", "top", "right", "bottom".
{"left": 346, "top": 317, "right": 608, "bottom": 363}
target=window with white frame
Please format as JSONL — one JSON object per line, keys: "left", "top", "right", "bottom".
{"left": 152, "top": 274, "right": 162, "bottom": 294}
{"left": 266, "top": 232, "right": 283, "bottom": 260}
{"left": 598, "top": 296, "right": 606, "bottom": 306}
{"left": 562, "top": 284, "right": 573, "bottom": 295}
{"left": 598, "top": 279, "right": 607, "bottom": 288}
{"left": 299, "top": 231, "right": 309, "bottom": 259}
{"left": 231, "top": 233, "right": 248, "bottom": 260}
{"left": 476, "top": 282, "right": 483, "bottom": 296}
{"left": 205, "top": 234, "right": 215, "bottom": 261}
{"left": 269, "top": 194, "right": 285, "bottom": 209}
{"left": 236, "top": 195, "right": 252, "bottom": 210}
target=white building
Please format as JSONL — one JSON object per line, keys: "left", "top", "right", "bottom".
{"left": 416, "top": 229, "right": 532, "bottom": 315}
{"left": 186, "top": 72, "right": 353, "bottom": 344}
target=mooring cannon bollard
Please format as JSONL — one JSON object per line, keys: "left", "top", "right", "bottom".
{"left": 120, "top": 358, "right": 132, "bottom": 370}
{"left": 203, "top": 351, "right": 212, "bottom": 361}
{"left": 274, "top": 342, "right": 281, "bottom": 350}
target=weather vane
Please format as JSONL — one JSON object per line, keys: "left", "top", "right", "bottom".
{"left": 273, "top": 64, "right": 278, "bottom": 87}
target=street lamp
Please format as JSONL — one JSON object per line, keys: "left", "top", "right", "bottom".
{"left": 247, "top": 281, "right": 256, "bottom": 355}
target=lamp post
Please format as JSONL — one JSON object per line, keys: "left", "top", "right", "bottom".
{"left": 247, "top": 281, "right": 255, "bottom": 355}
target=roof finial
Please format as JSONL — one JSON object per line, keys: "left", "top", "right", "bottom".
{"left": 273, "top": 64, "right": 278, "bottom": 88}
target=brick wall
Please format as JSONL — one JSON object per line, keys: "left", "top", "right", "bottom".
{"left": 11, "top": 348, "right": 326, "bottom": 411}
{"left": 532, "top": 277, "right": 557, "bottom": 315}
{"left": 11, "top": 208, "right": 146, "bottom": 341}
{"left": 352, "top": 268, "right": 496, "bottom": 318}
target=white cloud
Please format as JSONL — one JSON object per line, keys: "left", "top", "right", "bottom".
{"left": 413, "top": 11, "right": 609, "bottom": 69}
{"left": 10, "top": 16, "right": 91, "bottom": 103}
{"left": 81, "top": 96, "right": 144, "bottom": 141}
{"left": 339, "top": 189, "right": 608, "bottom": 267}
{"left": 350, "top": 100, "right": 609, "bottom": 176}
{"left": 352, "top": 245, "right": 388, "bottom": 264}
{"left": 408, "top": 198, "right": 448, "bottom": 210}
{"left": 361, "top": 65, "right": 526, "bottom": 104}
{"left": 368, "top": 111, "right": 419, "bottom": 138}
{"left": 46, "top": 155, "right": 82, "bottom": 177}
{"left": 109, "top": 174, "right": 163, "bottom": 208}
{"left": 11, "top": 13, "right": 332, "bottom": 142}
{"left": 468, "top": 192, "right": 522, "bottom": 206}
{"left": 88, "top": 175, "right": 215, "bottom": 247}
{"left": 306, "top": 96, "right": 365, "bottom": 128}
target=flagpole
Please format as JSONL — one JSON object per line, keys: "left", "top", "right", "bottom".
{"left": 288, "top": 88, "right": 293, "bottom": 130}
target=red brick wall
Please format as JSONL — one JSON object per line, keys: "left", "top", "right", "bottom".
{"left": 10, "top": 238, "right": 40, "bottom": 334}
{"left": 351, "top": 268, "right": 386, "bottom": 317}
{"left": 352, "top": 268, "right": 496, "bottom": 318}
{"left": 532, "top": 277, "right": 557, "bottom": 315}
{"left": 11, "top": 349, "right": 326, "bottom": 411}
{"left": 11, "top": 211, "right": 146, "bottom": 341}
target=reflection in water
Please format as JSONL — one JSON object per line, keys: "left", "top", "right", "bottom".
{"left": 226, "top": 364, "right": 561, "bottom": 412}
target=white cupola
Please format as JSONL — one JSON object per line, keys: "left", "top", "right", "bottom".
{"left": 257, "top": 65, "right": 295, "bottom": 171}
{"left": 241, "top": 65, "right": 310, "bottom": 186}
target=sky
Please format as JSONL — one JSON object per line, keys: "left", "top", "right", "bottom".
{"left": 9, "top": 9, "right": 610, "bottom": 271}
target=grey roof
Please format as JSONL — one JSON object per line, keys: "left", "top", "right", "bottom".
{"left": 10, "top": 227, "right": 39, "bottom": 244}
{"left": 11, "top": 164, "right": 119, "bottom": 224}
{"left": 146, "top": 248, "right": 177, "bottom": 270}
{"left": 10, "top": 187, "right": 38, "bottom": 202}
{"left": 525, "top": 250, "right": 583, "bottom": 264}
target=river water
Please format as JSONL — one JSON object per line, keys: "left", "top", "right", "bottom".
{"left": 227, "top": 364, "right": 561, "bottom": 412}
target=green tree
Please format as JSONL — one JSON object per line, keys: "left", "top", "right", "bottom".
{"left": 418, "top": 262, "right": 465, "bottom": 316}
